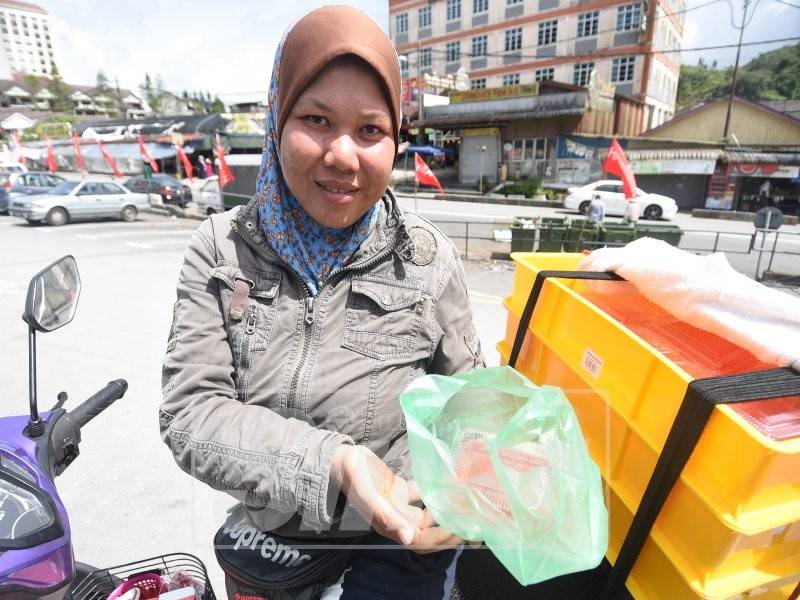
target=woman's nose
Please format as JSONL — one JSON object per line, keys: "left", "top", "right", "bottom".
{"left": 324, "top": 134, "right": 359, "bottom": 172}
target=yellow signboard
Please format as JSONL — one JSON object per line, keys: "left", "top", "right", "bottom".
{"left": 450, "top": 83, "right": 539, "bottom": 104}
{"left": 463, "top": 127, "right": 500, "bottom": 137}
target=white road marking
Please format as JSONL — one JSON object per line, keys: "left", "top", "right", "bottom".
{"left": 76, "top": 230, "right": 194, "bottom": 240}
{"left": 125, "top": 240, "right": 191, "bottom": 250}
{"left": 470, "top": 290, "right": 504, "bottom": 304}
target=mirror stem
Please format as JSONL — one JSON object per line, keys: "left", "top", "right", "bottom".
{"left": 27, "top": 324, "right": 44, "bottom": 437}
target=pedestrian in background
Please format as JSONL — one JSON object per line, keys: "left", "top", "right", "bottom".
{"left": 204, "top": 157, "right": 213, "bottom": 178}
{"left": 587, "top": 193, "right": 605, "bottom": 223}
{"left": 195, "top": 154, "right": 206, "bottom": 179}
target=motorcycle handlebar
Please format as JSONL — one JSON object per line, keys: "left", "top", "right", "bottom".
{"left": 68, "top": 379, "right": 128, "bottom": 430}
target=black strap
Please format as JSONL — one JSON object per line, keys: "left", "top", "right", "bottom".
{"left": 508, "top": 270, "right": 624, "bottom": 369}
{"left": 509, "top": 269, "right": 800, "bottom": 599}
{"left": 601, "top": 366, "right": 799, "bottom": 599}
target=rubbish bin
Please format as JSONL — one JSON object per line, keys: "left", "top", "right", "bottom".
{"left": 540, "top": 216, "right": 566, "bottom": 226}
{"left": 634, "top": 224, "right": 683, "bottom": 247}
{"left": 601, "top": 224, "right": 637, "bottom": 247}
{"left": 537, "top": 223, "right": 566, "bottom": 252}
{"left": 510, "top": 226, "right": 537, "bottom": 252}
{"left": 565, "top": 219, "right": 600, "bottom": 252}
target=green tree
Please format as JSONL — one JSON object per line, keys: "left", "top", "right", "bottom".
{"left": 211, "top": 96, "right": 225, "bottom": 113}
{"left": 96, "top": 69, "right": 110, "bottom": 90}
{"left": 140, "top": 72, "right": 166, "bottom": 114}
{"left": 47, "top": 63, "right": 73, "bottom": 112}
{"left": 676, "top": 44, "right": 800, "bottom": 110}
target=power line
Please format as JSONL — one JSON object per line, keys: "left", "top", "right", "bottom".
{"left": 411, "top": 35, "right": 799, "bottom": 60}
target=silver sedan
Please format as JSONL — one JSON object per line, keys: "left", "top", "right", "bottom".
{"left": 8, "top": 180, "right": 151, "bottom": 226}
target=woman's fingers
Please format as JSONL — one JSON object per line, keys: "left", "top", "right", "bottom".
{"left": 406, "top": 479, "right": 421, "bottom": 503}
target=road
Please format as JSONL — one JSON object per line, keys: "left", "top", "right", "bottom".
{"left": 0, "top": 203, "right": 796, "bottom": 593}
{"left": 0, "top": 210, "right": 510, "bottom": 594}
{"left": 394, "top": 191, "right": 800, "bottom": 278}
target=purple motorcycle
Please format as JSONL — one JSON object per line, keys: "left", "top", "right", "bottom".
{"left": 0, "top": 256, "right": 214, "bottom": 600}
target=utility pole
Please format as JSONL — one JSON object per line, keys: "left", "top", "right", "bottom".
{"left": 723, "top": 0, "right": 749, "bottom": 140}
{"left": 416, "top": 41, "right": 425, "bottom": 145}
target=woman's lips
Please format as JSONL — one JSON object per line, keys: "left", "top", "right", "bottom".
{"left": 315, "top": 181, "right": 358, "bottom": 204}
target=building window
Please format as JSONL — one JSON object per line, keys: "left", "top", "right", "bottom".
{"left": 395, "top": 13, "right": 408, "bottom": 34}
{"left": 505, "top": 27, "right": 522, "bottom": 51}
{"left": 573, "top": 62, "right": 594, "bottom": 86}
{"left": 502, "top": 72, "right": 521, "bottom": 86}
{"left": 611, "top": 56, "right": 635, "bottom": 82}
{"left": 472, "top": 35, "right": 488, "bottom": 56}
{"left": 420, "top": 47, "right": 432, "bottom": 68}
{"left": 510, "top": 138, "right": 548, "bottom": 161}
{"left": 538, "top": 20, "right": 558, "bottom": 45}
{"left": 399, "top": 54, "right": 409, "bottom": 75}
{"left": 471, "top": 78, "right": 487, "bottom": 89}
{"left": 535, "top": 68, "right": 554, "bottom": 81}
{"left": 507, "top": 0, "right": 523, "bottom": 4}
{"left": 446, "top": 40, "right": 461, "bottom": 62}
{"left": 418, "top": 6, "right": 431, "bottom": 28}
{"left": 473, "top": 0, "right": 489, "bottom": 12}
{"left": 617, "top": 4, "right": 642, "bottom": 30}
{"left": 447, "top": 0, "right": 461, "bottom": 20}
{"left": 577, "top": 11, "right": 599, "bottom": 37}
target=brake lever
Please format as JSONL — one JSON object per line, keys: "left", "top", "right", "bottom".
{"left": 50, "top": 391, "right": 68, "bottom": 412}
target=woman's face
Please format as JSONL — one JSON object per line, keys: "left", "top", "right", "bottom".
{"left": 280, "top": 57, "right": 395, "bottom": 229}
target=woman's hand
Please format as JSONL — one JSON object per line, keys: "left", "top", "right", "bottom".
{"left": 331, "top": 445, "right": 481, "bottom": 553}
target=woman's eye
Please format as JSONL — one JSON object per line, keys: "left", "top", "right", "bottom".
{"left": 362, "top": 125, "right": 383, "bottom": 136}
{"left": 307, "top": 115, "right": 328, "bottom": 126}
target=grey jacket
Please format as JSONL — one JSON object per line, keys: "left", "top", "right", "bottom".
{"left": 160, "top": 191, "right": 484, "bottom": 537}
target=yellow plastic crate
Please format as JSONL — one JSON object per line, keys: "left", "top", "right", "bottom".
{"left": 605, "top": 481, "right": 800, "bottom": 600}
{"left": 497, "top": 253, "right": 800, "bottom": 598}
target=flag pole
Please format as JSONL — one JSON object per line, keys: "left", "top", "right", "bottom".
{"left": 414, "top": 152, "right": 419, "bottom": 213}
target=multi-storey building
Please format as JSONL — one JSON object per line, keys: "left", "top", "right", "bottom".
{"left": 0, "top": 1, "right": 56, "bottom": 78}
{"left": 389, "top": 0, "right": 683, "bottom": 129}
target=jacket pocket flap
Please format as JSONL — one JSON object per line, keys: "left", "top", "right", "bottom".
{"left": 351, "top": 277, "right": 420, "bottom": 311}
{"left": 210, "top": 265, "right": 280, "bottom": 299}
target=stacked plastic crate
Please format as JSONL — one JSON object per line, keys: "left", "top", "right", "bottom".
{"left": 497, "top": 252, "right": 800, "bottom": 600}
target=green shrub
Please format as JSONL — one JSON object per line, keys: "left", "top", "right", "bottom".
{"left": 503, "top": 177, "right": 542, "bottom": 197}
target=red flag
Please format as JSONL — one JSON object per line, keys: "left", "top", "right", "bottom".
{"left": 175, "top": 143, "right": 194, "bottom": 182}
{"left": 11, "top": 132, "right": 26, "bottom": 166}
{"left": 602, "top": 139, "right": 637, "bottom": 200}
{"left": 45, "top": 137, "right": 57, "bottom": 173}
{"left": 414, "top": 153, "right": 445, "bottom": 198}
{"left": 96, "top": 138, "right": 122, "bottom": 177}
{"left": 215, "top": 134, "right": 234, "bottom": 188}
{"left": 137, "top": 134, "right": 159, "bottom": 173}
{"left": 72, "top": 130, "right": 85, "bottom": 171}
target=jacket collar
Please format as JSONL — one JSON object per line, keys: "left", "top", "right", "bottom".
{"left": 233, "top": 189, "right": 408, "bottom": 269}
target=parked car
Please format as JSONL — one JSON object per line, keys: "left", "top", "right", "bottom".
{"left": 122, "top": 174, "right": 193, "bottom": 207}
{"left": 7, "top": 180, "right": 150, "bottom": 226}
{"left": 193, "top": 175, "right": 224, "bottom": 214}
{"left": 564, "top": 180, "right": 679, "bottom": 220}
{"left": 0, "top": 161, "right": 27, "bottom": 173}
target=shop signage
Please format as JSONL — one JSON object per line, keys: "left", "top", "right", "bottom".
{"left": 729, "top": 164, "right": 800, "bottom": 178}
{"left": 630, "top": 159, "right": 716, "bottom": 175}
{"left": 463, "top": 127, "right": 500, "bottom": 137}
{"left": 450, "top": 83, "right": 540, "bottom": 104}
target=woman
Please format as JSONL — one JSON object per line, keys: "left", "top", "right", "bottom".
{"left": 160, "top": 6, "right": 483, "bottom": 599}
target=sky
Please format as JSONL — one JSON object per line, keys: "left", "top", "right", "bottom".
{"left": 44, "top": 0, "right": 799, "bottom": 105}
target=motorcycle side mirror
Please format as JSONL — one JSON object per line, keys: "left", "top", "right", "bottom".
{"left": 22, "top": 255, "right": 80, "bottom": 438}
{"left": 22, "top": 255, "right": 81, "bottom": 333}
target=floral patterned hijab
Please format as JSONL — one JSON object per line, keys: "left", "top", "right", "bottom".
{"left": 254, "top": 7, "right": 401, "bottom": 297}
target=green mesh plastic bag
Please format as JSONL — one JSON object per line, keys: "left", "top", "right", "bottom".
{"left": 399, "top": 366, "right": 608, "bottom": 585}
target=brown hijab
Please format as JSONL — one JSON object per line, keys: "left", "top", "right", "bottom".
{"left": 275, "top": 5, "right": 402, "bottom": 151}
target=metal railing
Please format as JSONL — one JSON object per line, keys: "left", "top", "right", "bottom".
{"left": 425, "top": 219, "right": 800, "bottom": 282}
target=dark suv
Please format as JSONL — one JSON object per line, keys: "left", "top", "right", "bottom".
{"left": 0, "top": 171, "right": 66, "bottom": 214}
{"left": 122, "top": 174, "right": 193, "bottom": 207}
